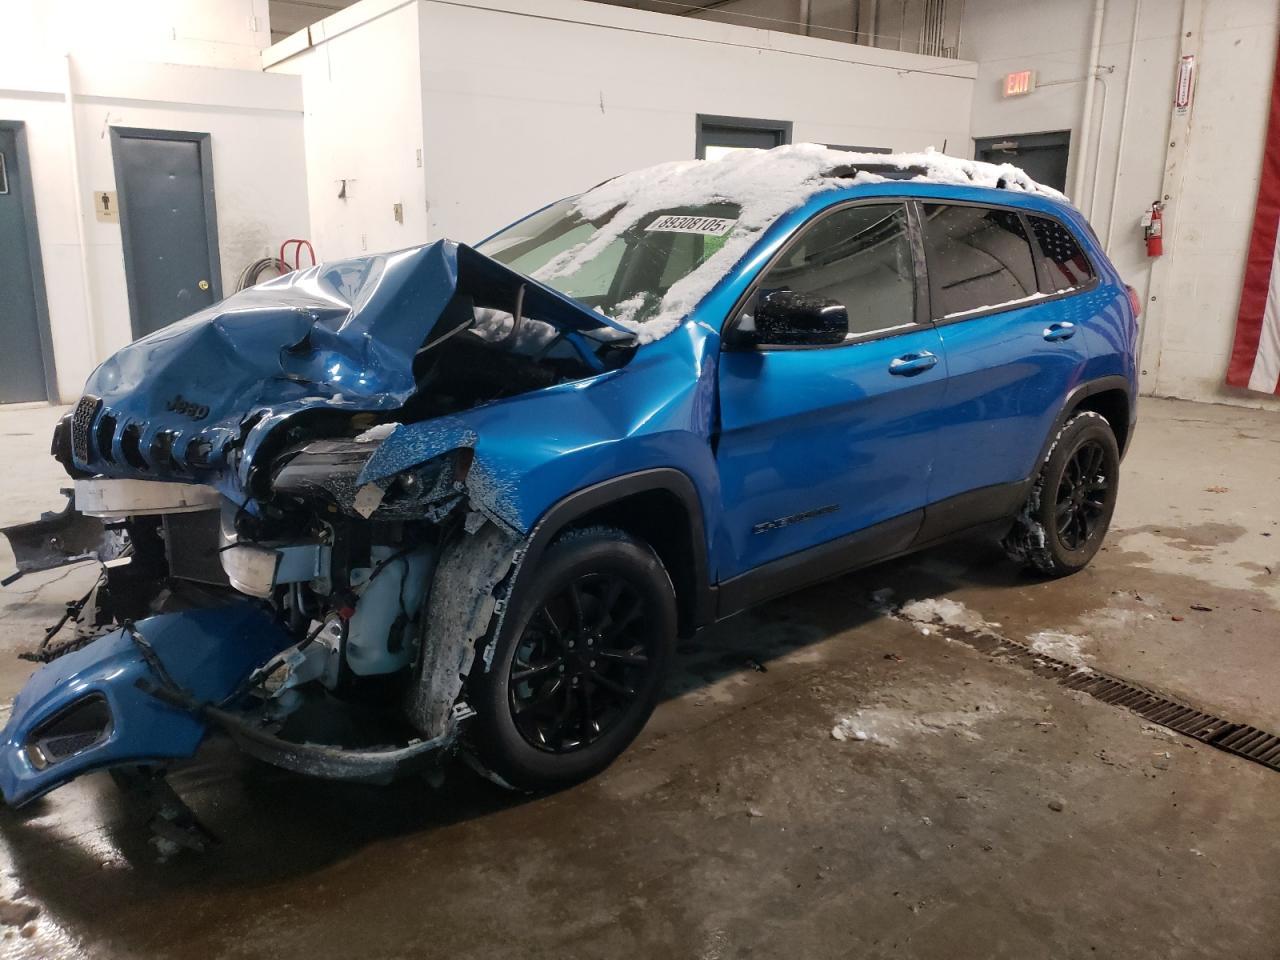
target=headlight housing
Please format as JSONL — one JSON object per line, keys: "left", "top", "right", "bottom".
{"left": 271, "top": 440, "right": 470, "bottom": 520}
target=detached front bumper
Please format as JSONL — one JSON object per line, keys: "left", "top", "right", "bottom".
{"left": 0, "top": 605, "right": 288, "bottom": 807}
{"left": 1, "top": 601, "right": 465, "bottom": 807}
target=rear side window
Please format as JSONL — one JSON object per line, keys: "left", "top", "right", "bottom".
{"left": 1029, "top": 215, "right": 1095, "bottom": 292}
{"left": 921, "top": 204, "right": 1039, "bottom": 319}
{"left": 756, "top": 203, "right": 916, "bottom": 338}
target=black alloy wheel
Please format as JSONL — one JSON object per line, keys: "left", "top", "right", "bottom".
{"left": 509, "top": 572, "right": 657, "bottom": 753}
{"left": 1054, "top": 438, "right": 1111, "bottom": 551}
{"left": 468, "top": 526, "right": 676, "bottom": 790}
{"left": 1004, "top": 410, "right": 1121, "bottom": 577}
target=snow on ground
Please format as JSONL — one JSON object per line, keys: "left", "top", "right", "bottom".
{"left": 830, "top": 680, "right": 1025, "bottom": 746}
{"left": 1027, "top": 630, "right": 1093, "bottom": 667}
{"left": 537, "top": 144, "right": 1063, "bottom": 344}
{"left": 898, "top": 597, "right": 1000, "bottom": 633}
{"left": 830, "top": 707, "right": 996, "bottom": 746}
{"left": 889, "top": 594, "right": 1094, "bottom": 667}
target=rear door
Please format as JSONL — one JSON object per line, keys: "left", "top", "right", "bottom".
{"left": 918, "top": 201, "right": 1090, "bottom": 530}
{"left": 715, "top": 201, "right": 945, "bottom": 582}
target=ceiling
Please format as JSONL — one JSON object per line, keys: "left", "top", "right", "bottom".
{"left": 583, "top": 0, "right": 730, "bottom": 11}
{"left": 268, "top": 0, "right": 358, "bottom": 43}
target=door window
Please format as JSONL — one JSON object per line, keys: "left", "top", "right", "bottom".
{"left": 1028, "top": 215, "right": 1095, "bottom": 292}
{"left": 752, "top": 203, "right": 917, "bottom": 340}
{"left": 921, "top": 204, "right": 1039, "bottom": 319}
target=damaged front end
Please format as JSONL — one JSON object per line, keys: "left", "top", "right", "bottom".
{"left": 1, "top": 239, "right": 646, "bottom": 808}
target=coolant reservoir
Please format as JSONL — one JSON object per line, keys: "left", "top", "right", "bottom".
{"left": 345, "top": 544, "right": 435, "bottom": 675}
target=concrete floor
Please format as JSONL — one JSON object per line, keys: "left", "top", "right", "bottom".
{"left": 0, "top": 397, "right": 1277, "bottom": 959}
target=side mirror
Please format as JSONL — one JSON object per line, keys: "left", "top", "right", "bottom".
{"left": 755, "top": 290, "right": 848, "bottom": 347}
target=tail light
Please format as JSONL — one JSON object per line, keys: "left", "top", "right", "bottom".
{"left": 1126, "top": 284, "right": 1142, "bottom": 317}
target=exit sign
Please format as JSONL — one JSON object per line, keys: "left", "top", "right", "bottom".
{"left": 1003, "top": 70, "right": 1036, "bottom": 97}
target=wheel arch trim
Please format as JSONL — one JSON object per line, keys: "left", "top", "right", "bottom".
{"left": 515, "top": 468, "right": 714, "bottom": 631}
{"left": 1039, "top": 375, "right": 1133, "bottom": 466}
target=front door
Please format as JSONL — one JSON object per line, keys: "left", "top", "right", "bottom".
{"left": 715, "top": 201, "right": 945, "bottom": 583}
{"left": 0, "top": 125, "right": 52, "bottom": 403}
{"left": 111, "top": 128, "right": 221, "bottom": 338}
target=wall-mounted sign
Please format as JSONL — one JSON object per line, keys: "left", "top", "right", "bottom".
{"left": 1003, "top": 70, "right": 1036, "bottom": 98}
{"left": 94, "top": 190, "right": 118, "bottom": 223}
{"left": 1175, "top": 55, "right": 1196, "bottom": 114}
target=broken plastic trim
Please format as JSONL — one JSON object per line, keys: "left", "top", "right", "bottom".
{"left": 0, "top": 490, "right": 126, "bottom": 586}
{"left": 206, "top": 705, "right": 456, "bottom": 784}
{"left": 137, "top": 676, "right": 459, "bottom": 784}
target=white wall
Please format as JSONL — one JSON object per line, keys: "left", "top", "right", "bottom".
{"left": 418, "top": 0, "right": 974, "bottom": 243}
{"left": 962, "top": 0, "right": 1280, "bottom": 410}
{"left": 268, "top": 0, "right": 975, "bottom": 251}
{"left": 0, "top": 0, "right": 310, "bottom": 401}
{"left": 265, "top": 0, "right": 428, "bottom": 262}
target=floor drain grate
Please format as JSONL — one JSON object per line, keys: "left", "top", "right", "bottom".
{"left": 941, "top": 627, "right": 1280, "bottom": 774}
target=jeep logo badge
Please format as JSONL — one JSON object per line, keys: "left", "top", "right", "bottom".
{"left": 166, "top": 395, "right": 210, "bottom": 421}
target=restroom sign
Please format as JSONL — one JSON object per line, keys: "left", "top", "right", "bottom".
{"left": 94, "top": 190, "right": 119, "bottom": 223}
{"left": 1002, "top": 70, "right": 1036, "bottom": 97}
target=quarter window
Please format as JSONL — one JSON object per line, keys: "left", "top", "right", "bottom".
{"left": 921, "top": 204, "right": 1039, "bottom": 319}
{"left": 753, "top": 203, "right": 916, "bottom": 340}
{"left": 1029, "top": 215, "right": 1095, "bottom": 292}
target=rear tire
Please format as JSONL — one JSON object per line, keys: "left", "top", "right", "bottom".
{"left": 1004, "top": 411, "right": 1120, "bottom": 577}
{"left": 467, "top": 526, "right": 676, "bottom": 791}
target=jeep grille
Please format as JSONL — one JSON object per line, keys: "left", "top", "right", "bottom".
{"left": 70, "top": 395, "right": 101, "bottom": 464}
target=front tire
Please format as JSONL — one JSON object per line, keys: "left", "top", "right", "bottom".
{"left": 1004, "top": 411, "right": 1120, "bottom": 577}
{"left": 468, "top": 526, "right": 676, "bottom": 791}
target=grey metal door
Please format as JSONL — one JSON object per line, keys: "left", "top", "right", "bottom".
{"left": 0, "top": 124, "right": 53, "bottom": 403}
{"left": 696, "top": 114, "right": 792, "bottom": 160}
{"left": 111, "top": 128, "right": 221, "bottom": 339}
{"left": 974, "top": 131, "right": 1071, "bottom": 193}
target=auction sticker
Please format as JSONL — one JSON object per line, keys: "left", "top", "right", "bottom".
{"left": 645, "top": 215, "right": 737, "bottom": 236}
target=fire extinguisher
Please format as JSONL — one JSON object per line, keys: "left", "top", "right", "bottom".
{"left": 1144, "top": 200, "right": 1164, "bottom": 258}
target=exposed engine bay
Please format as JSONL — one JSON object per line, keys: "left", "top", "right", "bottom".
{"left": 0, "top": 240, "right": 641, "bottom": 811}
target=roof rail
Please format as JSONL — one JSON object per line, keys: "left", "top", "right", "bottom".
{"left": 834, "top": 163, "right": 933, "bottom": 182}
{"left": 834, "top": 162, "right": 1018, "bottom": 190}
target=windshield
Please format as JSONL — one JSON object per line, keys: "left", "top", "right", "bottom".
{"left": 477, "top": 199, "right": 741, "bottom": 329}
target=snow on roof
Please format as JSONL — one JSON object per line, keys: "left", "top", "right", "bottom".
{"left": 535, "top": 143, "right": 1066, "bottom": 344}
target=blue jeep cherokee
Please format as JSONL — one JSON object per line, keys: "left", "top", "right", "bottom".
{"left": 0, "top": 146, "right": 1138, "bottom": 807}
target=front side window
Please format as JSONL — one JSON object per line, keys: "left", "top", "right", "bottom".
{"left": 921, "top": 204, "right": 1039, "bottom": 319}
{"left": 1029, "top": 215, "right": 1095, "bottom": 292}
{"left": 752, "top": 203, "right": 917, "bottom": 340}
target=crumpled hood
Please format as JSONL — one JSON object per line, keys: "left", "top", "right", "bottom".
{"left": 72, "top": 240, "right": 626, "bottom": 491}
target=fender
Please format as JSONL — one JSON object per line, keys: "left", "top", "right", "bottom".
{"left": 515, "top": 468, "right": 715, "bottom": 632}
{"left": 1036, "top": 374, "right": 1134, "bottom": 466}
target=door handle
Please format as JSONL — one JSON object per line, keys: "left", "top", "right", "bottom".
{"left": 1043, "top": 321, "right": 1076, "bottom": 341}
{"left": 888, "top": 351, "right": 939, "bottom": 376}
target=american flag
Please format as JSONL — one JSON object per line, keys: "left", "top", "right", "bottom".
{"left": 1227, "top": 41, "right": 1280, "bottom": 394}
